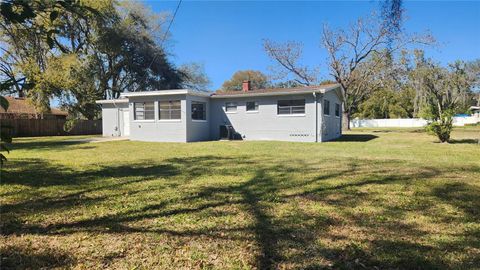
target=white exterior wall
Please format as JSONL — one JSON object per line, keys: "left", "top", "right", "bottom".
{"left": 129, "top": 94, "right": 187, "bottom": 142}
{"left": 210, "top": 94, "right": 319, "bottom": 142}
{"left": 321, "top": 90, "right": 343, "bottom": 141}
{"left": 101, "top": 103, "right": 128, "bottom": 137}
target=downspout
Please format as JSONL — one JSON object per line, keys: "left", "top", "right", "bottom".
{"left": 113, "top": 98, "right": 120, "bottom": 137}
{"left": 313, "top": 92, "right": 318, "bottom": 143}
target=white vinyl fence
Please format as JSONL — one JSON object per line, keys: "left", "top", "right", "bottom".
{"left": 453, "top": 116, "right": 480, "bottom": 126}
{"left": 350, "top": 116, "right": 480, "bottom": 128}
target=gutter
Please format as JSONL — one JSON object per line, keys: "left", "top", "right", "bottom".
{"left": 96, "top": 99, "right": 128, "bottom": 104}
{"left": 120, "top": 89, "right": 211, "bottom": 98}
{"left": 211, "top": 89, "right": 326, "bottom": 99}
{"left": 113, "top": 99, "right": 121, "bottom": 137}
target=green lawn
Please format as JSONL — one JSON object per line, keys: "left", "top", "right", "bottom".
{"left": 1, "top": 127, "right": 479, "bottom": 269}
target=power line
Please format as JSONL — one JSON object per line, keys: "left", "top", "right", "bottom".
{"left": 132, "top": 0, "right": 182, "bottom": 93}
{"left": 161, "top": 0, "right": 182, "bottom": 45}
{"left": 145, "top": 0, "right": 182, "bottom": 72}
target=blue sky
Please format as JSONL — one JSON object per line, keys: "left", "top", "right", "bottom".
{"left": 148, "top": 0, "right": 480, "bottom": 90}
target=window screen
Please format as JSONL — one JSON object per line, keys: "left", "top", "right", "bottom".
{"left": 225, "top": 102, "right": 237, "bottom": 112}
{"left": 191, "top": 101, "right": 206, "bottom": 120}
{"left": 134, "top": 102, "right": 154, "bottom": 120}
{"left": 159, "top": 100, "right": 181, "bottom": 120}
{"left": 277, "top": 99, "right": 305, "bottom": 115}
{"left": 246, "top": 101, "right": 258, "bottom": 111}
{"left": 324, "top": 99, "right": 330, "bottom": 115}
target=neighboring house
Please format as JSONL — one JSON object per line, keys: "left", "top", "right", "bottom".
{"left": 96, "top": 82, "right": 343, "bottom": 142}
{"left": 0, "top": 96, "right": 68, "bottom": 120}
{"left": 470, "top": 106, "right": 480, "bottom": 118}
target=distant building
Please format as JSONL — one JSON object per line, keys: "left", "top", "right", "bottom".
{"left": 470, "top": 106, "right": 480, "bottom": 118}
{"left": 0, "top": 97, "right": 68, "bottom": 120}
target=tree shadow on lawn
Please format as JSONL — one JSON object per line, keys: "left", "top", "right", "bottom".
{"left": 10, "top": 138, "right": 91, "bottom": 151}
{"left": 367, "top": 129, "right": 425, "bottom": 134}
{"left": 2, "top": 155, "right": 480, "bottom": 269}
{"left": 0, "top": 245, "right": 75, "bottom": 270}
{"left": 448, "top": 139, "right": 479, "bottom": 144}
{"left": 1, "top": 159, "right": 181, "bottom": 235}
{"left": 423, "top": 182, "right": 480, "bottom": 269}
{"left": 303, "top": 239, "right": 445, "bottom": 270}
{"left": 432, "top": 182, "right": 480, "bottom": 223}
{"left": 1, "top": 158, "right": 179, "bottom": 188}
{"left": 333, "top": 134, "right": 378, "bottom": 142}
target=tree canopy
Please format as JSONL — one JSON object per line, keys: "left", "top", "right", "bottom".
{"left": 179, "top": 62, "right": 211, "bottom": 91}
{"left": 221, "top": 70, "right": 269, "bottom": 91}
{"left": 0, "top": 0, "right": 185, "bottom": 120}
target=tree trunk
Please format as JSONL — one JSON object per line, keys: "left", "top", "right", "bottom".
{"left": 342, "top": 111, "right": 351, "bottom": 130}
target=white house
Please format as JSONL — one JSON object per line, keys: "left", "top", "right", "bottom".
{"left": 96, "top": 82, "right": 343, "bottom": 143}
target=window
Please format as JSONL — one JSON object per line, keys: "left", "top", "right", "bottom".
{"left": 191, "top": 101, "right": 206, "bottom": 120}
{"left": 277, "top": 99, "right": 305, "bottom": 115}
{"left": 134, "top": 102, "right": 154, "bottom": 120}
{"left": 324, "top": 99, "right": 330, "bottom": 115}
{"left": 246, "top": 101, "right": 258, "bottom": 112}
{"left": 159, "top": 100, "right": 181, "bottom": 120}
{"left": 335, "top": 103, "right": 340, "bottom": 117}
{"left": 225, "top": 102, "right": 237, "bottom": 112}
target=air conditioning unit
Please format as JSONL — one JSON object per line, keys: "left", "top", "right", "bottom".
{"left": 219, "top": 125, "right": 237, "bottom": 140}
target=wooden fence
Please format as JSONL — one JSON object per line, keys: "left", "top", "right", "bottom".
{"left": 0, "top": 119, "right": 102, "bottom": 137}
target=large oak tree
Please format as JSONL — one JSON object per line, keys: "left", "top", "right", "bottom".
{"left": 0, "top": 0, "right": 184, "bottom": 120}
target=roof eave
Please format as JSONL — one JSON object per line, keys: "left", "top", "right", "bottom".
{"left": 211, "top": 89, "right": 327, "bottom": 99}
{"left": 322, "top": 85, "right": 344, "bottom": 101}
{"left": 96, "top": 99, "right": 129, "bottom": 104}
{"left": 120, "top": 89, "right": 211, "bottom": 98}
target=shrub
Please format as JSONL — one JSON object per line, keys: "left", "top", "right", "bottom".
{"left": 425, "top": 110, "right": 454, "bottom": 143}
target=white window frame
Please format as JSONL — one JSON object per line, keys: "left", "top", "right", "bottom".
{"left": 277, "top": 99, "right": 306, "bottom": 116}
{"left": 225, "top": 102, "right": 237, "bottom": 113}
{"left": 191, "top": 101, "right": 207, "bottom": 121}
{"left": 324, "top": 99, "right": 330, "bottom": 116}
{"left": 246, "top": 101, "right": 259, "bottom": 113}
{"left": 335, "top": 103, "right": 341, "bottom": 118}
{"left": 134, "top": 102, "right": 155, "bottom": 121}
{"left": 159, "top": 100, "right": 181, "bottom": 121}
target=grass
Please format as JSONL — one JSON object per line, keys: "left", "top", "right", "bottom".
{"left": 1, "top": 127, "right": 479, "bottom": 269}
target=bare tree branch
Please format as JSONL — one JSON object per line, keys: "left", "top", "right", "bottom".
{"left": 322, "top": 14, "right": 435, "bottom": 129}
{"left": 263, "top": 39, "right": 318, "bottom": 86}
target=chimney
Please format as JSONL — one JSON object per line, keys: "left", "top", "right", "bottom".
{"left": 242, "top": 80, "right": 251, "bottom": 92}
